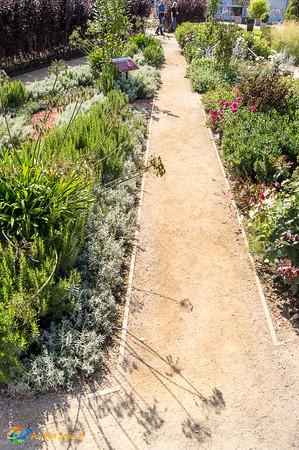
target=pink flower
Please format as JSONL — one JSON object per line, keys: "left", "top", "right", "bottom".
{"left": 249, "top": 105, "right": 257, "bottom": 112}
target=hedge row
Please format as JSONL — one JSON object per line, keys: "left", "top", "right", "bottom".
{"left": 0, "top": 0, "right": 93, "bottom": 60}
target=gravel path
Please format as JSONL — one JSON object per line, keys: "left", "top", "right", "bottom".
{"left": 1, "top": 36, "right": 299, "bottom": 450}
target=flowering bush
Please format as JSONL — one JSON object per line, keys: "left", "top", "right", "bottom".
{"left": 249, "top": 179, "right": 299, "bottom": 288}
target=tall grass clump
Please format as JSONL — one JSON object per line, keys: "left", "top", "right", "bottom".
{"left": 271, "top": 21, "right": 299, "bottom": 64}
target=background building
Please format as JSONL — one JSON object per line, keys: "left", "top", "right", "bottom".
{"left": 216, "top": 0, "right": 289, "bottom": 23}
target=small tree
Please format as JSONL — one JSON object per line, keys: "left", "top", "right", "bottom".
{"left": 285, "top": 0, "right": 299, "bottom": 20}
{"left": 207, "top": 0, "right": 221, "bottom": 20}
{"left": 247, "top": 0, "right": 269, "bottom": 20}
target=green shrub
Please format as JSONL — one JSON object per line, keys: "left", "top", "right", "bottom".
{"left": 0, "top": 114, "right": 31, "bottom": 148}
{"left": 142, "top": 43, "right": 164, "bottom": 67}
{"left": 247, "top": 0, "right": 269, "bottom": 20}
{"left": 97, "top": 64, "right": 120, "bottom": 94}
{"left": 0, "top": 236, "right": 82, "bottom": 382}
{"left": 43, "top": 90, "right": 131, "bottom": 182}
{"left": 0, "top": 80, "right": 28, "bottom": 110}
{"left": 130, "top": 33, "right": 157, "bottom": 49}
{"left": 241, "top": 31, "right": 271, "bottom": 58}
{"left": 88, "top": 48, "right": 105, "bottom": 74}
{"left": 127, "top": 34, "right": 164, "bottom": 67}
{"left": 117, "top": 64, "right": 160, "bottom": 100}
{"left": 249, "top": 179, "right": 299, "bottom": 286}
{"left": 11, "top": 110, "right": 146, "bottom": 393}
{"left": 201, "top": 85, "right": 235, "bottom": 112}
{"left": 0, "top": 147, "right": 93, "bottom": 242}
{"left": 221, "top": 109, "right": 299, "bottom": 182}
{"left": 187, "top": 58, "right": 222, "bottom": 93}
{"left": 27, "top": 66, "right": 94, "bottom": 101}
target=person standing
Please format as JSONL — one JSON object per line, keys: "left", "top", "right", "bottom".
{"left": 168, "top": 1, "right": 178, "bottom": 33}
{"left": 155, "top": 0, "right": 166, "bottom": 36}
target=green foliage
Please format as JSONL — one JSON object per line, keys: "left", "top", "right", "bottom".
{"left": 117, "top": 64, "right": 160, "bottom": 100}
{"left": 247, "top": 0, "right": 269, "bottom": 19}
{"left": 0, "top": 80, "right": 28, "bottom": 110}
{"left": 43, "top": 90, "right": 131, "bottom": 182}
{"left": 0, "top": 147, "right": 92, "bottom": 242}
{"left": 97, "top": 64, "right": 120, "bottom": 94}
{"left": 11, "top": 110, "right": 146, "bottom": 393}
{"left": 221, "top": 109, "right": 299, "bottom": 182}
{"left": 187, "top": 58, "right": 222, "bottom": 93}
{"left": 201, "top": 85, "right": 235, "bottom": 112}
{"left": 130, "top": 33, "right": 157, "bottom": 50}
{"left": 214, "top": 24, "right": 238, "bottom": 71}
{"left": 142, "top": 43, "right": 164, "bottom": 67}
{"left": 27, "top": 66, "right": 94, "bottom": 101}
{"left": 127, "top": 34, "right": 164, "bottom": 67}
{"left": 87, "top": 0, "right": 131, "bottom": 64}
{"left": 187, "top": 57, "right": 238, "bottom": 93}
{"left": 88, "top": 49, "right": 106, "bottom": 74}
{"left": 241, "top": 31, "right": 271, "bottom": 58}
{"left": 285, "top": 0, "right": 299, "bottom": 21}
{"left": 175, "top": 22, "right": 218, "bottom": 62}
{"left": 0, "top": 236, "right": 82, "bottom": 382}
{"left": 249, "top": 179, "right": 299, "bottom": 282}
{"left": 0, "top": 114, "right": 31, "bottom": 148}
{"left": 207, "top": 0, "right": 221, "bottom": 20}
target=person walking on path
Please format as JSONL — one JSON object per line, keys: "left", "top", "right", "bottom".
{"left": 168, "top": 1, "right": 178, "bottom": 33}
{"left": 155, "top": 0, "right": 166, "bottom": 35}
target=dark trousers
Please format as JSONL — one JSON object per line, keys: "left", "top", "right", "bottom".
{"left": 155, "top": 13, "right": 165, "bottom": 35}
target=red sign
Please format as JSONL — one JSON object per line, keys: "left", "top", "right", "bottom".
{"left": 112, "top": 57, "right": 138, "bottom": 73}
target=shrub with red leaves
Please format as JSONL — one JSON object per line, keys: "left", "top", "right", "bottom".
{"left": 0, "top": 0, "right": 93, "bottom": 61}
{"left": 166, "top": 0, "right": 206, "bottom": 25}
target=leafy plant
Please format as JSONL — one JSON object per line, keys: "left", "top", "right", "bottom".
{"left": 249, "top": 179, "right": 299, "bottom": 287}
{"left": 187, "top": 58, "right": 222, "bottom": 93}
{"left": 117, "top": 64, "right": 160, "bottom": 100}
{"left": 0, "top": 147, "right": 93, "bottom": 242}
{"left": 247, "top": 0, "right": 269, "bottom": 20}
{"left": 87, "top": 0, "right": 131, "bottom": 64}
{"left": 0, "top": 80, "right": 28, "bottom": 110}
{"left": 285, "top": 0, "right": 299, "bottom": 21}
{"left": 214, "top": 24, "right": 238, "bottom": 71}
{"left": 221, "top": 109, "right": 299, "bottom": 182}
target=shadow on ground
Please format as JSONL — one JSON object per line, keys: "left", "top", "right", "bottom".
{"left": 0, "top": 287, "right": 225, "bottom": 450}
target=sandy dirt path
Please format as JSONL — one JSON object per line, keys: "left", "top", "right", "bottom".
{"left": 2, "top": 36, "right": 299, "bottom": 450}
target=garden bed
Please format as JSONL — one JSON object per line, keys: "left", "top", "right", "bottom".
{"left": 0, "top": 32, "right": 164, "bottom": 394}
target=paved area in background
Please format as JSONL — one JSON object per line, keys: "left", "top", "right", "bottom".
{"left": 2, "top": 36, "right": 299, "bottom": 450}
{"left": 13, "top": 57, "right": 87, "bottom": 83}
